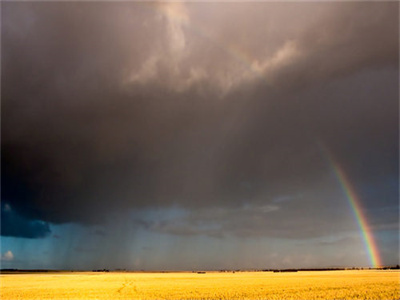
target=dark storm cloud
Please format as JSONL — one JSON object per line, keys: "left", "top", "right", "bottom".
{"left": 1, "top": 203, "right": 51, "bottom": 238}
{"left": 317, "top": 237, "right": 361, "bottom": 247}
{"left": 2, "top": 2, "right": 398, "bottom": 238}
{"left": 260, "top": 2, "right": 399, "bottom": 89}
{"left": 140, "top": 175, "right": 399, "bottom": 240}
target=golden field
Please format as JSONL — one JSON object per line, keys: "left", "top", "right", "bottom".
{"left": 1, "top": 270, "right": 399, "bottom": 300}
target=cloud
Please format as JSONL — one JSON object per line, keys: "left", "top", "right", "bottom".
{"left": 1, "top": 251, "right": 14, "bottom": 261}
{"left": 1, "top": 2, "right": 398, "bottom": 241}
{"left": 1, "top": 203, "right": 51, "bottom": 238}
{"left": 258, "top": 2, "right": 398, "bottom": 89}
{"left": 135, "top": 193, "right": 378, "bottom": 240}
{"left": 122, "top": 2, "right": 398, "bottom": 93}
{"left": 317, "top": 236, "right": 361, "bottom": 246}
{"left": 159, "top": 2, "right": 189, "bottom": 53}
{"left": 272, "top": 195, "right": 301, "bottom": 204}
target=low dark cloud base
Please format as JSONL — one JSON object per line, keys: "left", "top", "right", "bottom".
{"left": 1, "top": 203, "right": 51, "bottom": 239}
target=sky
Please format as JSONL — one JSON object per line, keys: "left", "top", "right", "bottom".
{"left": 1, "top": 1, "right": 399, "bottom": 271}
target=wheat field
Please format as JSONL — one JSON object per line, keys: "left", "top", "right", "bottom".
{"left": 1, "top": 270, "right": 399, "bottom": 299}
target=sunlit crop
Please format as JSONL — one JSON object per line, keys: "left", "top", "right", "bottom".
{"left": 1, "top": 270, "right": 398, "bottom": 299}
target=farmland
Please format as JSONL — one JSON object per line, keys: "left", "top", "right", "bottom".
{"left": 1, "top": 270, "right": 399, "bottom": 299}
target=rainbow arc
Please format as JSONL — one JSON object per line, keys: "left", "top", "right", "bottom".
{"left": 319, "top": 143, "right": 382, "bottom": 268}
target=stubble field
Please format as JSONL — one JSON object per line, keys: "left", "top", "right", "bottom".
{"left": 1, "top": 270, "right": 399, "bottom": 299}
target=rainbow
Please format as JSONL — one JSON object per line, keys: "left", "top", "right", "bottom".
{"left": 320, "top": 144, "right": 382, "bottom": 268}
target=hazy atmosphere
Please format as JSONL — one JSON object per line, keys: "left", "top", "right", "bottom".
{"left": 1, "top": 1, "right": 398, "bottom": 270}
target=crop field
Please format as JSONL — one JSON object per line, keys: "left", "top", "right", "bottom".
{"left": 1, "top": 270, "right": 399, "bottom": 299}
